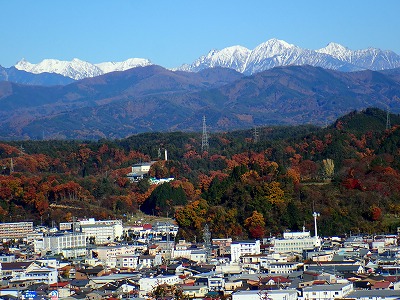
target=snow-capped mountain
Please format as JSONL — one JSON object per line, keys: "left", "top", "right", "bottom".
{"left": 178, "top": 38, "right": 400, "bottom": 74}
{"left": 317, "top": 42, "right": 400, "bottom": 70}
{"left": 11, "top": 39, "right": 400, "bottom": 80}
{"left": 15, "top": 58, "right": 152, "bottom": 80}
{"left": 95, "top": 58, "right": 152, "bottom": 73}
{"left": 179, "top": 45, "right": 251, "bottom": 73}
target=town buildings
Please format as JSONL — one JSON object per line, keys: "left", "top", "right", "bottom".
{"left": 1, "top": 219, "right": 400, "bottom": 299}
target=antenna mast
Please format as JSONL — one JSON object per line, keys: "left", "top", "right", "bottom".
{"left": 386, "top": 108, "right": 391, "bottom": 130}
{"left": 201, "top": 115, "right": 209, "bottom": 152}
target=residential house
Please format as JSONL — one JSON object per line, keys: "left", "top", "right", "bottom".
{"left": 301, "top": 282, "right": 353, "bottom": 299}
{"left": 232, "top": 289, "right": 298, "bottom": 300}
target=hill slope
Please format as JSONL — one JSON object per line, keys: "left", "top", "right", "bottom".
{"left": 1, "top": 65, "right": 400, "bottom": 139}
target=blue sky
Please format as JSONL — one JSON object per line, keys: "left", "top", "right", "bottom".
{"left": 1, "top": 0, "right": 399, "bottom": 68}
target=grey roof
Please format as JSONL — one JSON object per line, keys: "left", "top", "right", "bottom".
{"left": 303, "top": 283, "right": 351, "bottom": 291}
{"left": 346, "top": 289, "right": 400, "bottom": 298}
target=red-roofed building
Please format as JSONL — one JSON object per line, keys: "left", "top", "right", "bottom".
{"left": 373, "top": 281, "right": 393, "bottom": 290}
{"left": 49, "top": 281, "right": 72, "bottom": 298}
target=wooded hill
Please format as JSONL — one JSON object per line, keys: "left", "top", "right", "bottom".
{"left": 1, "top": 108, "right": 400, "bottom": 240}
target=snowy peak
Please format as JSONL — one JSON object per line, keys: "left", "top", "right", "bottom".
{"left": 317, "top": 42, "right": 352, "bottom": 60}
{"left": 95, "top": 58, "right": 152, "bottom": 73}
{"left": 253, "top": 38, "right": 295, "bottom": 55}
{"left": 179, "top": 45, "right": 250, "bottom": 73}
{"left": 15, "top": 57, "right": 153, "bottom": 80}
{"left": 178, "top": 39, "right": 400, "bottom": 74}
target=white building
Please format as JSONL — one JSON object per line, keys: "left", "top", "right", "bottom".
{"left": 272, "top": 230, "right": 320, "bottom": 254}
{"left": 127, "top": 162, "right": 155, "bottom": 182}
{"left": 232, "top": 289, "right": 298, "bottom": 300}
{"left": 0, "top": 222, "right": 33, "bottom": 241}
{"left": 12, "top": 267, "right": 58, "bottom": 285}
{"left": 93, "top": 244, "right": 145, "bottom": 268}
{"left": 116, "top": 253, "right": 140, "bottom": 269}
{"left": 80, "top": 218, "right": 123, "bottom": 244}
{"left": 138, "top": 275, "right": 182, "bottom": 297}
{"left": 230, "top": 240, "right": 261, "bottom": 263}
{"left": 33, "top": 232, "right": 87, "bottom": 258}
{"left": 302, "top": 282, "right": 353, "bottom": 300}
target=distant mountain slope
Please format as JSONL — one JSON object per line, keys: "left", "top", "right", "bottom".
{"left": 1, "top": 65, "right": 399, "bottom": 140}
{"left": 0, "top": 66, "right": 74, "bottom": 86}
{"left": 0, "top": 65, "right": 243, "bottom": 139}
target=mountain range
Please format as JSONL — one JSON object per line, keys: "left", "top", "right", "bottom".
{"left": 178, "top": 39, "right": 400, "bottom": 74}
{"left": 2, "top": 39, "right": 400, "bottom": 85}
{"left": 1, "top": 64, "right": 400, "bottom": 140}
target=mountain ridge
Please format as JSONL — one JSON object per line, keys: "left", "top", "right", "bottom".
{"left": 6, "top": 39, "right": 400, "bottom": 83}
{"left": 1, "top": 64, "right": 400, "bottom": 140}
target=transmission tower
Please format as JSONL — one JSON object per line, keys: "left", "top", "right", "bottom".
{"left": 386, "top": 108, "right": 391, "bottom": 130}
{"left": 201, "top": 115, "right": 209, "bottom": 152}
{"left": 203, "top": 224, "right": 211, "bottom": 263}
{"left": 253, "top": 126, "right": 259, "bottom": 143}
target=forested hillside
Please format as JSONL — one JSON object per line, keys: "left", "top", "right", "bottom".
{"left": 1, "top": 108, "right": 400, "bottom": 240}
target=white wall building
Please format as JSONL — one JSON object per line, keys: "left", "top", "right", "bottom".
{"left": 116, "top": 254, "right": 140, "bottom": 269}
{"left": 230, "top": 240, "right": 261, "bottom": 263}
{"left": 302, "top": 283, "right": 353, "bottom": 300}
{"left": 93, "top": 244, "right": 145, "bottom": 268}
{"left": 79, "top": 218, "right": 123, "bottom": 245}
{"left": 272, "top": 231, "right": 320, "bottom": 254}
{"left": 0, "top": 222, "right": 33, "bottom": 241}
{"left": 33, "top": 233, "right": 87, "bottom": 258}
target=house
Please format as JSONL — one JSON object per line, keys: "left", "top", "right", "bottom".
{"left": 138, "top": 255, "right": 156, "bottom": 268}
{"left": 179, "top": 284, "right": 209, "bottom": 298}
{"left": 116, "top": 253, "right": 139, "bottom": 270}
{"left": 345, "top": 289, "right": 400, "bottom": 299}
{"left": 232, "top": 289, "right": 298, "bottom": 300}
{"left": 267, "top": 262, "right": 303, "bottom": 274}
{"left": 75, "top": 265, "right": 106, "bottom": 279}
{"left": 49, "top": 281, "right": 73, "bottom": 298}
{"left": 301, "top": 282, "right": 353, "bottom": 299}
{"left": 138, "top": 275, "right": 182, "bottom": 297}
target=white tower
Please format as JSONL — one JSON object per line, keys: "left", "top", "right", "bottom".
{"left": 313, "top": 212, "right": 321, "bottom": 248}
{"left": 164, "top": 149, "right": 168, "bottom": 161}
